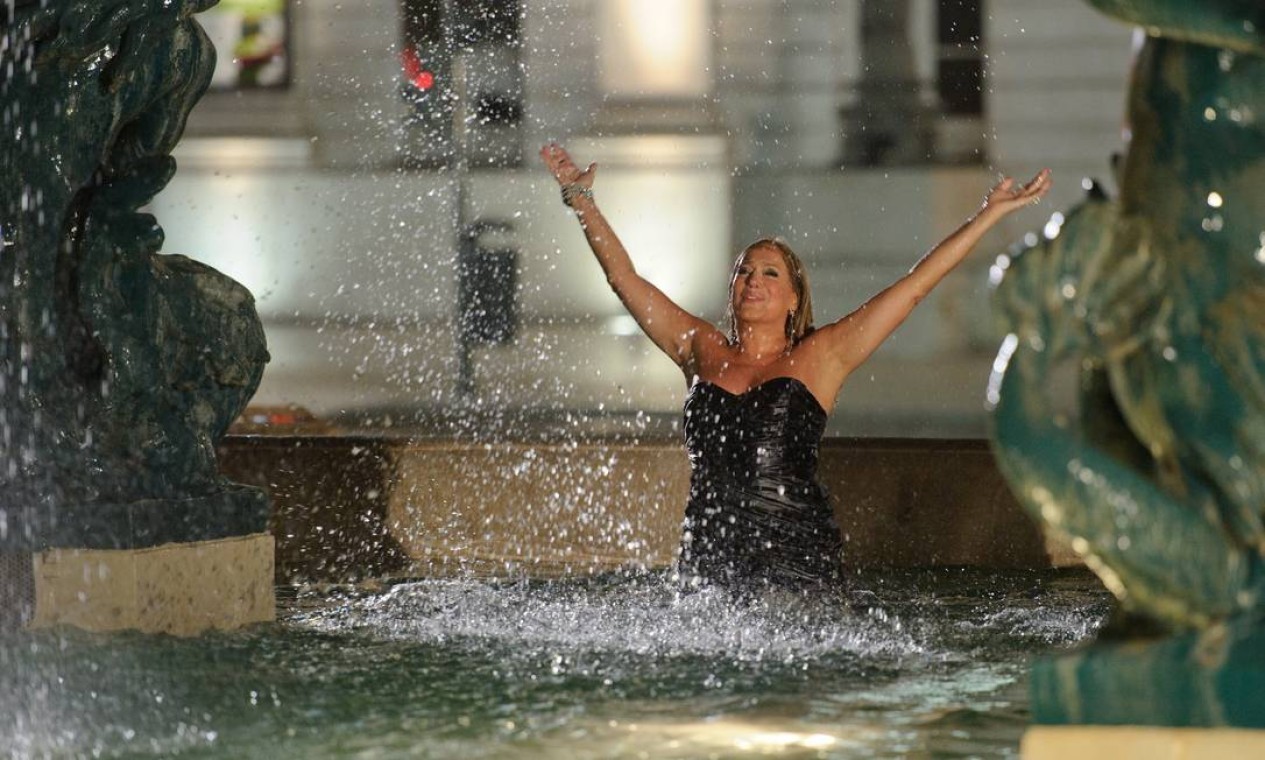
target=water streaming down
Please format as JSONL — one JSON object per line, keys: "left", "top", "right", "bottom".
{"left": 1, "top": 570, "right": 1111, "bottom": 758}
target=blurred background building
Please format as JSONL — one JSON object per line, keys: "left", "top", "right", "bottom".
{"left": 157, "top": 0, "right": 1135, "bottom": 437}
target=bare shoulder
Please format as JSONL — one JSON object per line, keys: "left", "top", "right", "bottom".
{"left": 693, "top": 323, "right": 730, "bottom": 352}
{"left": 801, "top": 314, "right": 856, "bottom": 345}
{"left": 790, "top": 327, "right": 837, "bottom": 364}
{"left": 795, "top": 315, "right": 866, "bottom": 374}
{"left": 784, "top": 331, "right": 850, "bottom": 411}
{"left": 682, "top": 321, "right": 731, "bottom": 375}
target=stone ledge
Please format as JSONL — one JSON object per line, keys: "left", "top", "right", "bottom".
{"left": 219, "top": 435, "right": 1065, "bottom": 582}
{"left": 29, "top": 533, "right": 275, "bottom": 636}
{"left": 1023, "top": 726, "right": 1265, "bottom": 760}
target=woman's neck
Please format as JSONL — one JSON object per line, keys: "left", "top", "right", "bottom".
{"left": 734, "top": 324, "right": 790, "bottom": 362}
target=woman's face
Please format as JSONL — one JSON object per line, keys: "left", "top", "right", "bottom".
{"left": 731, "top": 245, "right": 799, "bottom": 327}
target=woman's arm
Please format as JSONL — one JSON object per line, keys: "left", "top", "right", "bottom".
{"left": 541, "top": 143, "right": 716, "bottom": 368}
{"left": 811, "top": 170, "right": 1052, "bottom": 379}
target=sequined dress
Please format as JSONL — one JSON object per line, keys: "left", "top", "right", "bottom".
{"left": 677, "top": 376, "right": 845, "bottom": 588}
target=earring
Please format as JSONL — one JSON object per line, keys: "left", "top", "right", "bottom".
{"left": 785, "top": 310, "right": 795, "bottom": 341}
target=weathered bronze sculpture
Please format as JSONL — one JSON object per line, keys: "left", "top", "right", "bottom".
{"left": 990, "top": 0, "right": 1265, "bottom": 727}
{"left": 0, "top": 0, "right": 269, "bottom": 551}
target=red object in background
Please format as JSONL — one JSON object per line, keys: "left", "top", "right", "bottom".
{"left": 231, "top": 404, "right": 332, "bottom": 434}
{"left": 401, "top": 47, "right": 435, "bottom": 91}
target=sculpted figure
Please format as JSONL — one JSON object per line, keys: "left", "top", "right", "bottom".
{"left": 989, "top": 0, "right": 1265, "bottom": 628}
{"left": 0, "top": 0, "right": 268, "bottom": 545}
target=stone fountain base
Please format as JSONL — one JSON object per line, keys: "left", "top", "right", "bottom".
{"left": 1023, "top": 726, "right": 1265, "bottom": 759}
{"left": 215, "top": 434, "right": 1060, "bottom": 584}
{"left": 25, "top": 533, "right": 274, "bottom": 636}
{"left": 0, "top": 485, "right": 274, "bottom": 635}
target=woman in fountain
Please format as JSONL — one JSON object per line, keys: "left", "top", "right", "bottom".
{"left": 541, "top": 144, "right": 1051, "bottom": 591}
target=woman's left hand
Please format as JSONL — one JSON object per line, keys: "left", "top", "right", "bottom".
{"left": 982, "top": 169, "right": 1052, "bottom": 217}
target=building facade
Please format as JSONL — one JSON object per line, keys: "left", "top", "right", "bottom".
{"left": 154, "top": 0, "right": 1135, "bottom": 436}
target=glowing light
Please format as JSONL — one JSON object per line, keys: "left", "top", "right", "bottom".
{"left": 1043, "top": 211, "right": 1065, "bottom": 240}
{"left": 988, "top": 254, "right": 1010, "bottom": 287}
{"left": 985, "top": 333, "right": 1019, "bottom": 409}
{"left": 1207, "top": 191, "right": 1224, "bottom": 208}
{"left": 400, "top": 47, "right": 435, "bottom": 91}
{"left": 579, "top": 149, "right": 728, "bottom": 312}
{"left": 605, "top": 315, "right": 640, "bottom": 336}
{"left": 601, "top": 0, "right": 711, "bottom": 97}
{"left": 734, "top": 731, "right": 839, "bottom": 750}
{"left": 622, "top": 720, "right": 849, "bottom": 753}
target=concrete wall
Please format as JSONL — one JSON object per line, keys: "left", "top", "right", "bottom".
{"left": 157, "top": 1, "right": 1137, "bottom": 437}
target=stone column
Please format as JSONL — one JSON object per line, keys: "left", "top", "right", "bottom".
{"left": 840, "top": 0, "right": 937, "bottom": 165}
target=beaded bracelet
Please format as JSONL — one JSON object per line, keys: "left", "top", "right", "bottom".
{"left": 561, "top": 183, "right": 594, "bottom": 207}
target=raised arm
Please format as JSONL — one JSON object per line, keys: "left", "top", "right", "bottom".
{"left": 540, "top": 143, "right": 715, "bottom": 368}
{"left": 812, "top": 170, "right": 1052, "bottom": 379}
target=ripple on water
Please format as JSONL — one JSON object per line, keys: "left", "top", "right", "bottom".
{"left": 0, "top": 569, "right": 1110, "bottom": 760}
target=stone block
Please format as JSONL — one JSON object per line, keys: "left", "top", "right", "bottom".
{"left": 385, "top": 441, "right": 690, "bottom": 577}
{"left": 1023, "top": 726, "right": 1265, "bottom": 760}
{"left": 822, "top": 439, "right": 1050, "bottom": 568}
{"left": 28, "top": 534, "right": 275, "bottom": 636}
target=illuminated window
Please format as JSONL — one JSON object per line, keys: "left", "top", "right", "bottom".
{"left": 400, "top": 0, "right": 523, "bottom": 168}
{"left": 201, "top": 0, "right": 291, "bottom": 90}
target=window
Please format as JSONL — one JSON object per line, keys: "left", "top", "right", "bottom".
{"left": 399, "top": 0, "right": 523, "bottom": 168}
{"left": 937, "top": 0, "right": 983, "bottom": 116}
{"left": 202, "top": 0, "right": 291, "bottom": 90}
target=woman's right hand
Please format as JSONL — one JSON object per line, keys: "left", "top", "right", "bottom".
{"left": 540, "top": 143, "right": 596, "bottom": 190}
{"left": 980, "top": 169, "right": 1052, "bottom": 219}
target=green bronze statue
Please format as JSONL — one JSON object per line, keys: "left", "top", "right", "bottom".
{"left": 0, "top": 0, "right": 269, "bottom": 549}
{"left": 989, "top": 0, "right": 1265, "bottom": 727}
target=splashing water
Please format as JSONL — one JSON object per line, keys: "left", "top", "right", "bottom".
{"left": 298, "top": 575, "right": 926, "bottom": 661}
{"left": 1, "top": 569, "right": 1109, "bottom": 759}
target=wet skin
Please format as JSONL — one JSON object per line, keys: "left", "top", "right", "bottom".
{"left": 540, "top": 142, "right": 1049, "bottom": 417}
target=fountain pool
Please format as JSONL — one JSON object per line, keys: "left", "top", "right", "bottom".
{"left": 2, "top": 569, "right": 1108, "bottom": 759}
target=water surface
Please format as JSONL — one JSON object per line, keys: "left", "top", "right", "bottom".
{"left": 1, "top": 569, "right": 1110, "bottom": 759}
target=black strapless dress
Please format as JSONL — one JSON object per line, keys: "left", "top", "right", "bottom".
{"left": 677, "top": 376, "right": 844, "bottom": 589}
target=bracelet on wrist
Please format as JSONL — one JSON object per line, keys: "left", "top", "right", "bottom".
{"left": 561, "top": 183, "right": 594, "bottom": 207}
